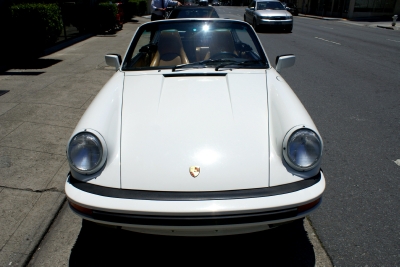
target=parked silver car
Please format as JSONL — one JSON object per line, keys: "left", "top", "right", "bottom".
{"left": 244, "top": 0, "right": 293, "bottom": 32}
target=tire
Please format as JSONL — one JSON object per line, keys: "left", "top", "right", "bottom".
{"left": 284, "top": 25, "right": 293, "bottom": 33}
{"left": 252, "top": 19, "right": 259, "bottom": 32}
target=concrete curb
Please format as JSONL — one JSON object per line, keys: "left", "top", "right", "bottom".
{"left": 0, "top": 16, "right": 148, "bottom": 266}
{"left": 298, "top": 13, "right": 399, "bottom": 30}
{"left": 376, "top": 25, "right": 397, "bottom": 30}
{"left": 304, "top": 217, "right": 333, "bottom": 267}
{"left": 0, "top": 191, "right": 66, "bottom": 267}
{"left": 298, "top": 14, "right": 343, "bottom": 21}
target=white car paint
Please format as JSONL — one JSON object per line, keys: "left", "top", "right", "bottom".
{"left": 65, "top": 19, "right": 325, "bottom": 236}
{"left": 121, "top": 71, "right": 270, "bottom": 191}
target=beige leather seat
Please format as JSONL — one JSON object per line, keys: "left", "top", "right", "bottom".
{"left": 150, "top": 30, "right": 190, "bottom": 67}
{"left": 206, "top": 30, "right": 237, "bottom": 59}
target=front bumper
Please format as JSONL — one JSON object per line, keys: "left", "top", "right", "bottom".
{"left": 66, "top": 171, "right": 325, "bottom": 236}
{"left": 258, "top": 19, "right": 293, "bottom": 27}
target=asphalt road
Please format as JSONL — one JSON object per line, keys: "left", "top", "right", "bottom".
{"left": 217, "top": 6, "right": 400, "bottom": 266}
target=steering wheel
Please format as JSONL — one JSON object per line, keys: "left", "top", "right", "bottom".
{"left": 210, "top": 52, "right": 239, "bottom": 60}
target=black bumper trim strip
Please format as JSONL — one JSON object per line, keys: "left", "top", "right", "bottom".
{"left": 69, "top": 203, "right": 298, "bottom": 226}
{"left": 68, "top": 172, "right": 321, "bottom": 201}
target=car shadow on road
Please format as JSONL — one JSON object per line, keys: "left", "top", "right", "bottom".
{"left": 0, "top": 58, "right": 62, "bottom": 74}
{"left": 256, "top": 29, "right": 292, "bottom": 34}
{"left": 69, "top": 219, "right": 316, "bottom": 266}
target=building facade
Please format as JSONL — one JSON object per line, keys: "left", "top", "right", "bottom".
{"left": 293, "top": 0, "right": 400, "bottom": 19}
{"left": 236, "top": 0, "right": 399, "bottom": 19}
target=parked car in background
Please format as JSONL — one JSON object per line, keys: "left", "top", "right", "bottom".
{"left": 66, "top": 18, "right": 325, "bottom": 236}
{"left": 115, "top": 2, "right": 124, "bottom": 31}
{"left": 167, "top": 6, "right": 219, "bottom": 18}
{"left": 212, "top": 1, "right": 220, "bottom": 5}
{"left": 183, "top": 0, "right": 197, "bottom": 5}
{"left": 199, "top": 0, "right": 209, "bottom": 5}
{"left": 244, "top": 0, "right": 293, "bottom": 32}
{"left": 282, "top": 2, "right": 299, "bottom": 15}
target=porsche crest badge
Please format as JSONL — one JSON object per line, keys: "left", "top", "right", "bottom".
{"left": 189, "top": 166, "right": 200, "bottom": 178}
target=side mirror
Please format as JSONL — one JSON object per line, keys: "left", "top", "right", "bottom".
{"left": 275, "top": 54, "right": 295, "bottom": 72}
{"left": 249, "top": 7, "right": 255, "bottom": 10}
{"left": 105, "top": 54, "right": 122, "bottom": 71}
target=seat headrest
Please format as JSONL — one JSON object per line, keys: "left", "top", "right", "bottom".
{"left": 158, "top": 30, "right": 183, "bottom": 55}
{"left": 209, "top": 30, "right": 236, "bottom": 54}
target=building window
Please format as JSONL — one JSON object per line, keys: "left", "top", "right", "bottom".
{"left": 354, "top": 0, "right": 396, "bottom": 12}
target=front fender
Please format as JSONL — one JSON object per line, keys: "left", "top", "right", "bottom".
{"left": 267, "top": 68, "right": 322, "bottom": 186}
{"left": 68, "top": 71, "right": 124, "bottom": 188}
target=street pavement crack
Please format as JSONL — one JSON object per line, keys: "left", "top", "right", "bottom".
{"left": 0, "top": 185, "right": 62, "bottom": 193}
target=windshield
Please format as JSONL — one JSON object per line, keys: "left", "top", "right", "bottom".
{"left": 168, "top": 8, "right": 219, "bottom": 19}
{"left": 257, "top": 1, "right": 285, "bottom": 10}
{"left": 122, "top": 19, "right": 269, "bottom": 71}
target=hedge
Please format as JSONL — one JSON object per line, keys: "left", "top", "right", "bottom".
{"left": 125, "top": 0, "right": 148, "bottom": 19}
{"left": 9, "top": 3, "right": 63, "bottom": 57}
{"left": 137, "top": 0, "right": 147, "bottom": 15}
{"left": 96, "top": 3, "right": 118, "bottom": 32}
{"left": 125, "top": 0, "right": 138, "bottom": 21}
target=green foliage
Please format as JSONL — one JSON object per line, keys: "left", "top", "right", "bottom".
{"left": 65, "top": 2, "right": 93, "bottom": 33}
{"left": 123, "top": 0, "right": 148, "bottom": 20}
{"left": 96, "top": 2, "right": 118, "bottom": 32}
{"left": 125, "top": 0, "right": 138, "bottom": 20}
{"left": 98, "top": 2, "right": 118, "bottom": 17}
{"left": 137, "top": 0, "right": 147, "bottom": 15}
{"left": 8, "top": 3, "right": 63, "bottom": 57}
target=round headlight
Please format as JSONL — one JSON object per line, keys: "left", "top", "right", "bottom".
{"left": 67, "top": 131, "right": 106, "bottom": 175}
{"left": 284, "top": 128, "right": 322, "bottom": 171}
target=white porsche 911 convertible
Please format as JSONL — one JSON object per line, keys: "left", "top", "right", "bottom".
{"left": 65, "top": 18, "right": 325, "bottom": 236}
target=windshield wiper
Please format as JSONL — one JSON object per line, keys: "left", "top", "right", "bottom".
{"left": 215, "top": 60, "right": 266, "bottom": 71}
{"left": 172, "top": 59, "right": 238, "bottom": 72}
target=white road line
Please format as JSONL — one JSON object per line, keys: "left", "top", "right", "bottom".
{"left": 320, "top": 26, "right": 334, "bottom": 29}
{"left": 315, "top": 37, "right": 341, "bottom": 45}
{"left": 394, "top": 159, "right": 400, "bottom": 166}
{"left": 387, "top": 39, "right": 400, "bottom": 43}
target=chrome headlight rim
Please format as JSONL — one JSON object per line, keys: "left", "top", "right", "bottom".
{"left": 66, "top": 129, "right": 108, "bottom": 176}
{"left": 283, "top": 126, "right": 323, "bottom": 172}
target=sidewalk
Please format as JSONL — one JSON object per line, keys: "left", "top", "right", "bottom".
{"left": 299, "top": 13, "right": 400, "bottom": 30}
{"left": 0, "top": 16, "right": 149, "bottom": 266}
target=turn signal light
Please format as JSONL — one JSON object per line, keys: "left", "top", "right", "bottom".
{"left": 69, "top": 201, "right": 93, "bottom": 215}
{"left": 297, "top": 198, "right": 321, "bottom": 214}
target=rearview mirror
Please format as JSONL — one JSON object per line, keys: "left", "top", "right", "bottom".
{"left": 275, "top": 54, "right": 295, "bottom": 72}
{"left": 139, "top": 44, "right": 157, "bottom": 53}
{"left": 237, "top": 43, "right": 253, "bottom": 52}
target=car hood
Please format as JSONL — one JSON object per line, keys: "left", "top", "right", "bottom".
{"left": 255, "top": 10, "right": 290, "bottom": 16}
{"left": 120, "top": 72, "right": 270, "bottom": 191}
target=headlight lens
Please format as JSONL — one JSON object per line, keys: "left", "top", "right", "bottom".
{"left": 286, "top": 129, "right": 322, "bottom": 171}
{"left": 67, "top": 132, "right": 104, "bottom": 174}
